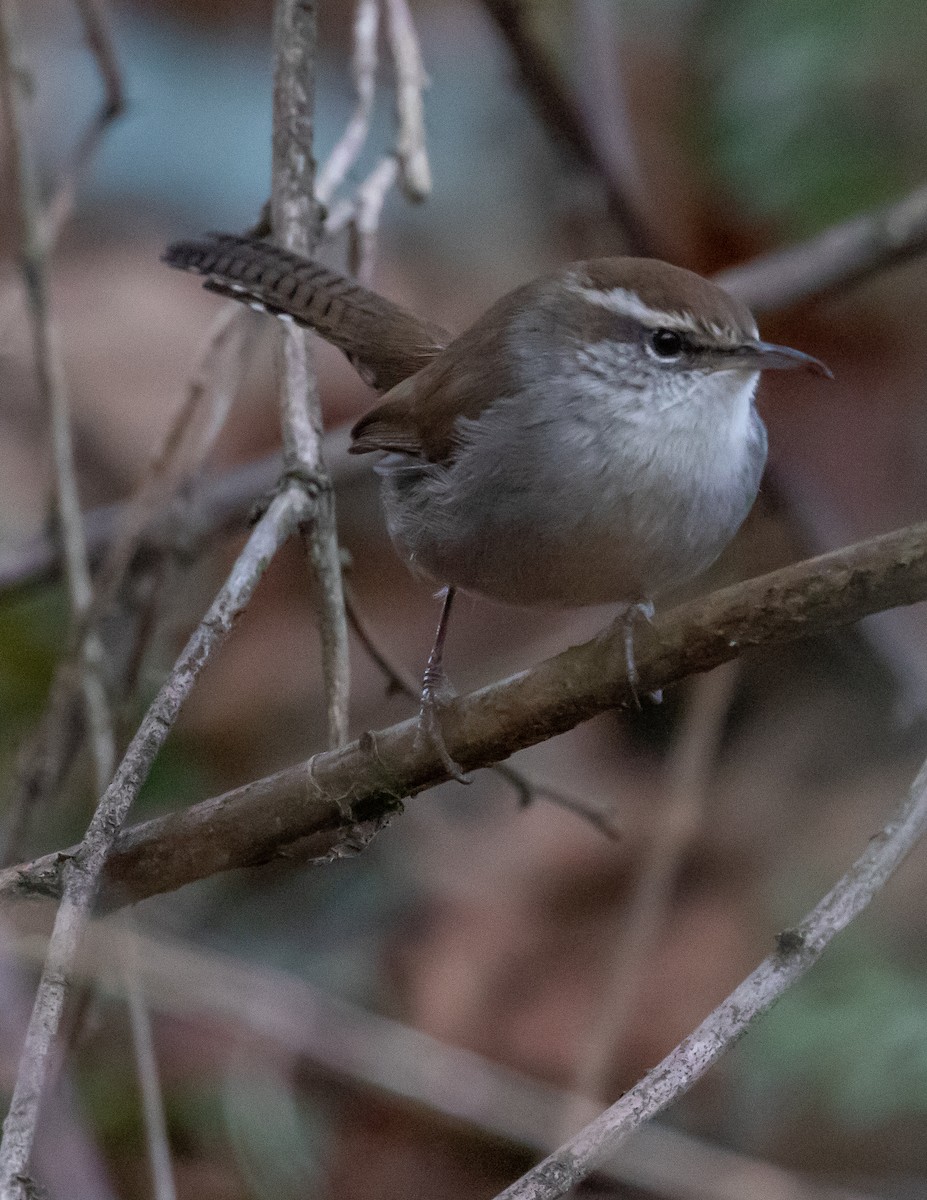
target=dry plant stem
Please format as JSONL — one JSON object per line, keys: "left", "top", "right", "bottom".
{"left": 493, "top": 746, "right": 927, "bottom": 1200}
{"left": 123, "top": 932, "right": 176, "bottom": 1200}
{"left": 10, "top": 923, "right": 874, "bottom": 1200}
{"left": 480, "top": 0, "right": 653, "bottom": 256}
{"left": 5, "top": 519, "right": 927, "bottom": 910}
{"left": 80, "top": 304, "right": 259, "bottom": 635}
{"left": 564, "top": 663, "right": 740, "bottom": 1135}
{"left": 315, "top": 0, "right": 381, "bottom": 206}
{"left": 352, "top": 154, "right": 400, "bottom": 282}
{"left": 383, "top": 0, "right": 431, "bottom": 200}
{"left": 3, "top": 306, "right": 260, "bottom": 864}
{"left": 272, "top": 0, "right": 351, "bottom": 749}
{"left": 0, "top": 488, "right": 309, "bottom": 1196}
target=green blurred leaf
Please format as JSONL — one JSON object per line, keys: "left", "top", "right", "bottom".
{"left": 740, "top": 934, "right": 927, "bottom": 1127}
{"left": 691, "top": 0, "right": 927, "bottom": 234}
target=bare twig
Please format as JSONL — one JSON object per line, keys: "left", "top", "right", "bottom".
{"left": 564, "top": 663, "right": 740, "bottom": 1133}
{"left": 0, "top": 929, "right": 120, "bottom": 1200}
{"left": 0, "top": 0, "right": 115, "bottom": 808}
{"left": 351, "top": 154, "right": 400, "bottom": 282}
{"left": 492, "top": 741, "right": 927, "bottom": 1200}
{"left": 480, "top": 0, "right": 654, "bottom": 255}
{"left": 272, "top": 0, "right": 351, "bottom": 749}
{"left": 715, "top": 180, "right": 927, "bottom": 313}
{"left": 7, "top": 920, "right": 875, "bottom": 1200}
{"left": 573, "top": 0, "right": 646, "bottom": 211}
{"left": 0, "top": 487, "right": 310, "bottom": 1195}
{"left": 315, "top": 0, "right": 381, "bottom": 206}
{"left": 4, "top": 520, "right": 927, "bottom": 911}
{"left": 383, "top": 0, "right": 431, "bottom": 201}
{"left": 3, "top": 305, "right": 262, "bottom": 860}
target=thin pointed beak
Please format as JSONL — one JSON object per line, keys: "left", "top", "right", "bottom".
{"left": 745, "top": 341, "right": 833, "bottom": 378}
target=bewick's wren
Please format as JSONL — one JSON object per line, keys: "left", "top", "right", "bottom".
{"left": 164, "top": 233, "right": 830, "bottom": 777}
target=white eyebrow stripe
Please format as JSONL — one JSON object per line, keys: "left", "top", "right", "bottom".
{"left": 567, "top": 282, "right": 700, "bottom": 331}
{"left": 567, "top": 281, "right": 757, "bottom": 344}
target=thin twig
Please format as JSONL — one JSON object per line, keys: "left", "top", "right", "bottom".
{"left": 5, "top": 519, "right": 927, "bottom": 910}
{"left": 0, "top": 0, "right": 115, "bottom": 809}
{"left": 122, "top": 930, "right": 176, "bottom": 1200}
{"left": 39, "top": 0, "right": 124, "bottom": 250}
{"left": 0, "top": 427, "right": 371, "bottom": 600}
{"left": 492, "top": 743, "right": 927, "bottom": 1200}
{"left": 3, "top": 306, "right": 261, "bottom": 859}
{"left": 271, "top": 0, "right": 351, "bottom": 749}
{"left": 383, "top": 0, "right": 431, "bottom": 201}
{"left": 0, "top": 487, "right": 310, "bottom": 1195}
{"left": 7, "top": 920, "right": 876, "bottom": 1200}
{"left": 564, "top": 663, "right": 740, "bottom": 1134}
{"left": 315, "top": 0, "right": 381, "bottom": 207}
{"left": 715, "top": 180, "right": 927, "bottom": 313}
{"left": 351, "top": 154, "right": 400, "bottom": 282}
{"left": 0, "top": 16, "right": 171, "bottom": 1189}
{"left": 573, "top": 0, "right": 646, "bottom": 212}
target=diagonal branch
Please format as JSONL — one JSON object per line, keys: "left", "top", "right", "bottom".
{"left": 491, "top": 748, "right": 927, "bottom": 1200}
{"left": 0, "top": 487, "right": 310, "bottom": 1194}
{"left": 715, "top": 180, "right": 927, "bottom": 313}
{"left": 3, "top": 519, "right": 927, "bottom": 911}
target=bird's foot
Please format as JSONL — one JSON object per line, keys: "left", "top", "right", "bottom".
{"left": 622, "top": 601, "right": 662, "bottom": 707}
{"left": 417, "top": 662, "right": 470, "bottom": 785}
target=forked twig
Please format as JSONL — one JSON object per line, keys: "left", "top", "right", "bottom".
{"left": 315, "top": 0, "right": 381, "bottom": 206}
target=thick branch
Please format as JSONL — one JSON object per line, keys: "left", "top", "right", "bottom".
{"left": 4, "top": 521, "right": 927, "bottom": 910}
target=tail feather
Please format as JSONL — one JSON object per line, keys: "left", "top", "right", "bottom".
{"left": 162, "top": 232, "right": 450, "bottom": 392}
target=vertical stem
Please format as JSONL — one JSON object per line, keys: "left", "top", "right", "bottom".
{"left": 271, "top": 0, "right": 352, "bottom": 748}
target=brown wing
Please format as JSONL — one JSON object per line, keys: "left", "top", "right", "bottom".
{"left": 350, "top": 280, "right": 537, "bottom": 461}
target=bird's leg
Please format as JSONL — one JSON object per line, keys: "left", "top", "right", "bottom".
{"left": 622, "top": 600, "right": 662, "bottom": 707}
{"left": 418, "top": 587, "right": 470, "bottom": 784}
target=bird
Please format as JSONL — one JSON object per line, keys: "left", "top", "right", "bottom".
{"left": 163, "top": 232, "right": 831, "bottom": 778}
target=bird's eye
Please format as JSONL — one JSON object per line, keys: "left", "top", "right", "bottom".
{"left": 648, "top": 329, "right": 685, "bottom": 359}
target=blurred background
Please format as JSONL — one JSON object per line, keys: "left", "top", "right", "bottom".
{"left": 3, "top": 0, "right": 927, "bottom": 1197}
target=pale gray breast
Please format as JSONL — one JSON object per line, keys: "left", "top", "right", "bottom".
{"left": 376, "top": 381, "right": 767, "bottom": 607}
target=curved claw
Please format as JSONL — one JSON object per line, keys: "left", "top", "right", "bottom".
{"left": 418, "top": 690, "right": 470, "bottom": 785}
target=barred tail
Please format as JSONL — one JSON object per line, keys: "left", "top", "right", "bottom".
{"left": 162, "top": 232, "right": 450, "bottom": 392}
